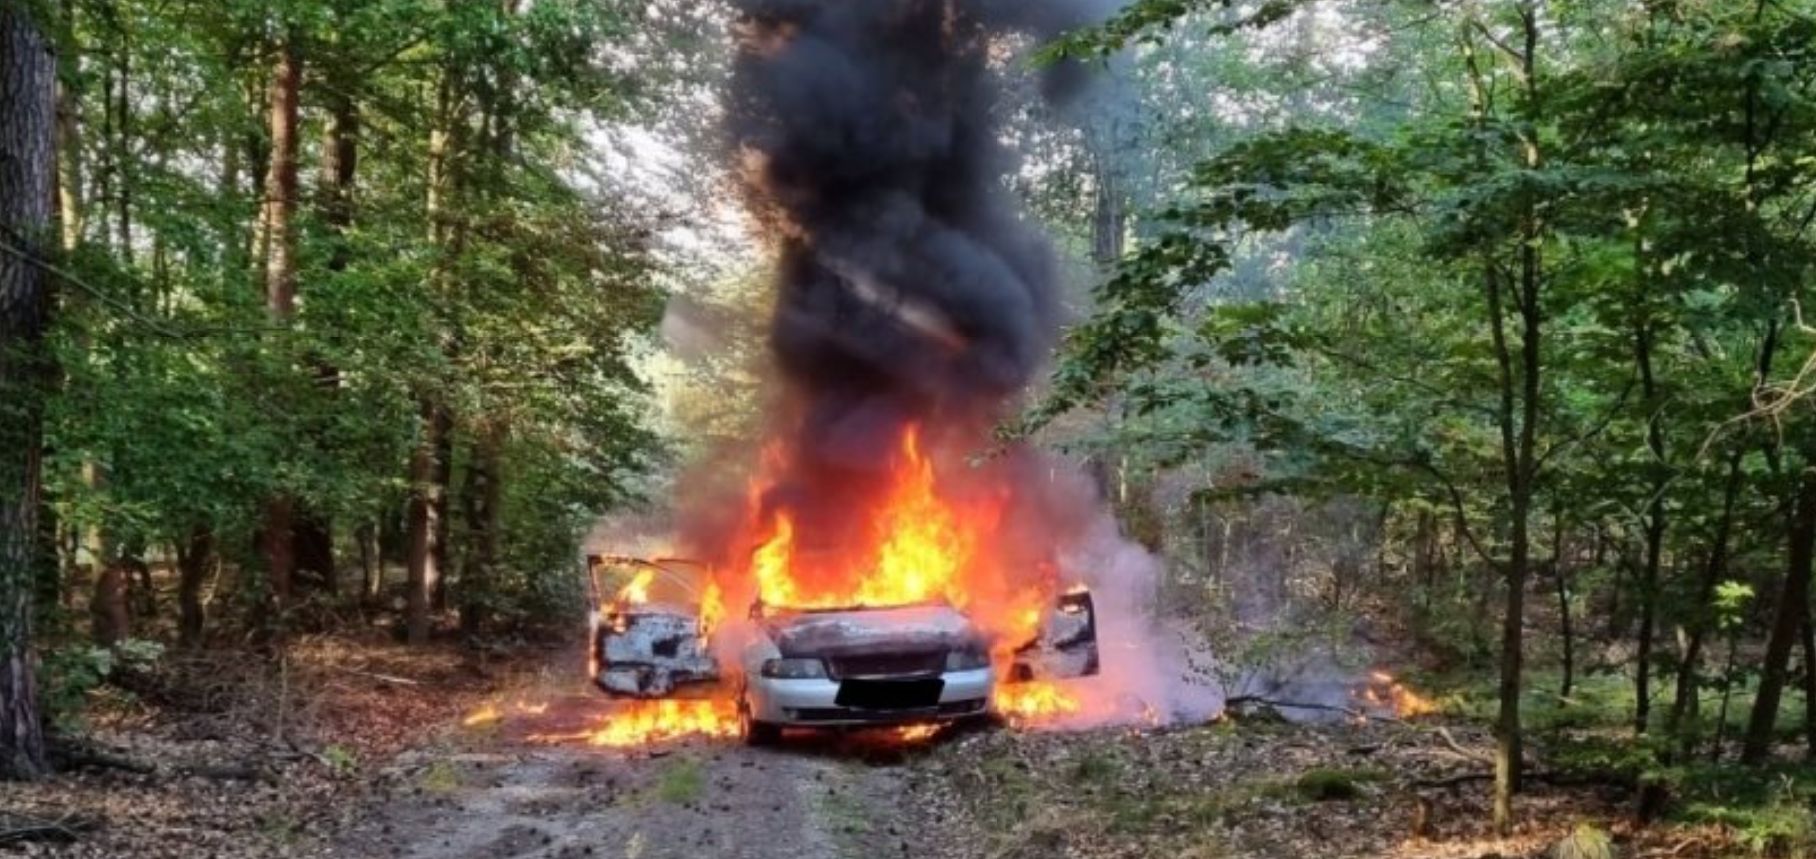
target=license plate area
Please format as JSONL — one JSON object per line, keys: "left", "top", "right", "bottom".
{"left": 835, "top": 678, "right": 944, "bottom": 710}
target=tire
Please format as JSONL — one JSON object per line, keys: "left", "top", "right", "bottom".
{"left": 739, "top": 692, "right": 781, "bottom": 747}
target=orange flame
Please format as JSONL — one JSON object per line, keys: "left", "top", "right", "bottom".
{"left": 995, "top": 681, "right": 1082, "bottom": 727}
{"left": 616, "top": 569, "right": 655, "bottom": 605}
{"left": 1358, "top": 671, "right": 1437, "bottom": 718}
{"left": 462, "top": 704, "right": 502, "bottom": 727}
{"left": 725, "top": 423, "right": 1084, "bottom": 728}
{"left": 531, "top": 700, "right": 740, "bottom": 747}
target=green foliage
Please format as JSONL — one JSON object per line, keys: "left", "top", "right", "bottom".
{"left": 32, "top": 0, "right": 665, "bottom": 646}
{"left": 1288, "top": 767, "right": 1386, "bottom": 802}
{"left": 40, "top": 639, "right": 163, "bottom": 731}
{"left": 652, "top": 756, "right": 705, "bottom": 805}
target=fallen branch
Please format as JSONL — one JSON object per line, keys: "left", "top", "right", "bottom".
{"left": 174, "top": 762, "right": 271, "bottom": 782}
{"left": 47, "top": 740, "right": 156, "bottom": 775}
{"left": 0, "top": 813, "right": 97, "bottom": 846}
{"left": 1223, "top": 695, "right": 1491, "bottom": 766}
{"left": 1410, "top": 768, "right": 1637, "bottom": 791}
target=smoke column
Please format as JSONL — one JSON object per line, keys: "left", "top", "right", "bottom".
{"left": 728, "top": 0, "right": 1100, "bottom": 501}
{"left": 716, "top": 0, "right": 1223, "bottom": 724}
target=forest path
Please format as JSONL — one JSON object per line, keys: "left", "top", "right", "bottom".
{"left": 325, "top": 692, "right": 927, "bottom": 859}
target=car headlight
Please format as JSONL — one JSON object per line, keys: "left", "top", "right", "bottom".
{"left": 760, "top": 657, "right": 827, "bottom": 679}
{"left": 945, "top": 648, "right": 989, "bottom": 671}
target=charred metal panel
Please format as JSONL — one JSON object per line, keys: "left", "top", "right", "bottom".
{"left": 594, "top": 609, "right": 720, "bottom": 698}
{"left": 1011, "top": 590, "right": 1100, "bottom": 680}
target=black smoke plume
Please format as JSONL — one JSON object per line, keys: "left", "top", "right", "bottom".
{"left": 727, "top": 0, "right": 1107, "bottom": 548}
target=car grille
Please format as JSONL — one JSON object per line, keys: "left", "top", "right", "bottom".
{"left": 789, "top": 699, "right": 986, "bottom": 723}
{"left": 826, "top": 651, "right": 945, "bottom": 679}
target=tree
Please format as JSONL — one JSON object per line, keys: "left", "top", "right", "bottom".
{"left": 0, "top": 0, "right": 58, "bottom": 779}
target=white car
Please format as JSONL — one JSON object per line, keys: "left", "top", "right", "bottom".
{"left": 734, "top": 602, "right": 996, "bottom": 745}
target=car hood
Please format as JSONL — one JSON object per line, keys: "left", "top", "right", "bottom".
{"left": 764, "top": 604, "right": 983, "bottom": 658}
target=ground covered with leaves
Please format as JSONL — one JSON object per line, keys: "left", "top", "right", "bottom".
{"left": 903, "top": 713, "right": 1783, "bottom": 859}
{"left": 3, "top": 635, "right": 550, "bottom": 858}
{"left": 9, "top": 644, "right": 1816, "bottom": 859}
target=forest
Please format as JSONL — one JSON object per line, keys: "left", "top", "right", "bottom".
{"left": 5, "top": 0, "right": 1816, "bottom": 857}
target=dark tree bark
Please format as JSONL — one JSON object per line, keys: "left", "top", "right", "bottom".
{"left": 458, "top": 429, "right": 502, "bottom": 637}
{"left": 0, "top": 0, "right": 57, "bottom": 778}
{"left": 256, "top": 35, "right": 301, "bottom": 628}
{"left": 1668, "top": 450, "right": 1744, "bottom": 748}
{"left": 89, "top": 563, "right": 128, "bottom": 646}
{"left": 1634, "top": 320, "right": 1668, "bottom": 735}
{"left": 404, "top": 403, "right": 446, "bottom": 645}
{"left": 1552, "top": 510, "right": 1573, "bottom": 701}
{"left": 175, "top": 525, "right": 213, "bottom": 648}
{"left": 1742, "top": 471, "right": 1816, "bottom": 764}
{"left": 1801, "top": 612, "right": 1816, "bottom": 759}
{"left": 430, "top": 415, "right": 453, "bottom": 612}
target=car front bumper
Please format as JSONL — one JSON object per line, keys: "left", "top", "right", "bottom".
{"left": 747, "top": 668, "right": 994, "bottom": 726}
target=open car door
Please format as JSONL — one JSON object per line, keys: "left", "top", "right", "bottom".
{"left": 586, "top": 555, "right": 722, "bottom": 698}
{"left": 1009, "top": 587, "right": 1100, "bottom": 681}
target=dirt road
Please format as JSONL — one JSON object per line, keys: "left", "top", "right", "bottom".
{"left": 328, "top": 694, "right": 930, "bottom": 859}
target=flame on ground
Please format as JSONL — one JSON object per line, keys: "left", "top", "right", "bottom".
{"left": 1358, "top": 671, "right": 1438, "bottom": 718}
{"left": 462, "top": 704, "right": 502, "bottom": 727}
{"left": 530, "top": 700, "right": 741, "bottom": 747}
{"left": 996, "top": 681, "right": 1083, "bottom": 727}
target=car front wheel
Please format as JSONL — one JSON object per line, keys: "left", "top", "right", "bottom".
{"left": 738, "top": 692, "right": 781, "bottom": 747}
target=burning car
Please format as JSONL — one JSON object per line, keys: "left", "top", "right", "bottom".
{"left": 586, "top": 554, "right": 1098, "bottom": 744}
{"left": 733, "top": 601, "right": 994, "bottom": 744}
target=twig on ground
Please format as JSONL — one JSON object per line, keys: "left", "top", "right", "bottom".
{"left": 335, "top": 665, "right": 423, "bottom": 686}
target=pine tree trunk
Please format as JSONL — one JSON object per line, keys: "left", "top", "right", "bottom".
{"left": 1742, "top": 471, "right": 1816, "bottom": 764}
{"left": 0, "top": 0, "right": 57, "bottom": 779}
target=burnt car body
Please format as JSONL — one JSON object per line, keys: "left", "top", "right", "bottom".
{"left": 587, "top": 557, "right": 721, "bottom": 698}
{"left": 584, "top": 554, "right": 1099, "bottom": 744}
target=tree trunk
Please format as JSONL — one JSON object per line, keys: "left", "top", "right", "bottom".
{"left": 1801, "top": 612, "right": 1816, "bottom": 759}
{"left": 458, "top": 428, "right": 503, "bottom": 637}
{"left": 1553, "top": 511, "right": 1573, "bottom": 701}
{"left": 112, "top": 46, "right": 129, "bottom": 258}
{"left": 1634, "top": 320, "right": 1667, "bottom": 736}
{"left": 175, "top": 525, "right": 213, "bottom": 648}
{"left": 430, "top": 414, "right": 453, "bottom": 612}
{"left": 256, "top": 35, "right": 301, "bottom": 628}
{"left": 1668, "top": 450, "right": 1744, "bottom": 748}
{"left": 1492, "top": 10, "right": 1543, "bottom": 832}
{"left": 53, "top": 2, "right": 80, "bottom": 252}
{"left": 1742, "top": 470, "right": 1816, "bottom": 764}
{"left": 1090, "top": 150, "right": 1124, "bottom": 270}
{"left": 90, "top": 563, "right": 129, "bottom": 646}
{"left": 359, "top": 521, "right": 381, "bottom": 601}
{"left": 0, "top": 0, "right": 57, "bottom": 777}
{"left": 404, "top": 402, "right": 445, "bottom": 645}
